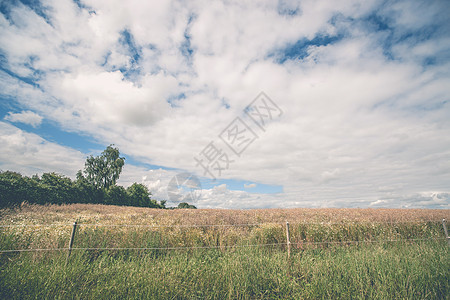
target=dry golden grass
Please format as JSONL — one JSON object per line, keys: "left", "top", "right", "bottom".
{"left": 1, "top": 203, "right": 448, "bottom": 251}
{"left": 1, "top": 202, "right": 448, "bottom": 226}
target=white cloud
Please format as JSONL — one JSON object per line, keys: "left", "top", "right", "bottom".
{"left": 244, "top": 183, "right": 256, "bottom": 189}
{"left": 0, "top": 122, "right": 84, "bottom": 176}
{"left": 4, "top": 111, "right": 43, "bottom": 127}
{"left": 118, "top": 164, "right": 178, "bottom": 199}
{"left": 0, "top": 0, "right": 449, "bottom": 208}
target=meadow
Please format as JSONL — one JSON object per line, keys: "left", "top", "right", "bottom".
{"left": 0, "top": 203, "right": 449, "bottom": 299}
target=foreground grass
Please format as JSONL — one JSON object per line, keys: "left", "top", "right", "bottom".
{"left": 0, "top": 241, "right": 448, "bottom": 299}
{"left": 1, "top": 204, "right": 449, "bottom": 299}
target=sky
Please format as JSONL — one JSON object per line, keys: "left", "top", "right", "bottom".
{"left": 1, "top": 0, "right": 449, "bottom": 209}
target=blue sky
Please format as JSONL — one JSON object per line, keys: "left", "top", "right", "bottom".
{"left": 1, "top": 0, "right": 449, "bottom": 208}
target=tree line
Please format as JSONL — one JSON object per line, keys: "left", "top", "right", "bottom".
{"left": 0, "top": 145, "right": 196, "bottom": 209}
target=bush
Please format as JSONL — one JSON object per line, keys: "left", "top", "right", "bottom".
{"left": 177, "top": 202, "right": 197, "bottom": 209}
{"left": 0, "top": 171, "right": 165, "bottom": 209}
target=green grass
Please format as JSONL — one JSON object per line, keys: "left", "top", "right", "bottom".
{"left": 1, "top": 221, "right": 444, "bottom": 251}
{"left": 1, "top": 205, "right": 449, "bottom": 299}
{"left": 1, "top": 241, "right": 448, "bottom": 299}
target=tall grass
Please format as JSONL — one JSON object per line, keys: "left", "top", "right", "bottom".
{"left": 0, "top": 220, "right": 445, "bottom": 252}
{"left": 1, "top": 203, "right": 448, "bottom": 251}
{"left": 1, "top": 242, "right": 448, "bottom": 299}
{"left": 0, "top": 204, "right": 449, "bottom": 299}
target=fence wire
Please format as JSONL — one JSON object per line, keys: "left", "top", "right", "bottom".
{"left": 1, "top": 219, "right": 447, "bottom": 253}
{"left": 0, "top": 237, "right": 446, "bottom": 254}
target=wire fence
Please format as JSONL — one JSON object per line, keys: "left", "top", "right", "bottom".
{"left": 0, "top": 219, "right": 448, "bottom": 254}
{"left": 1, "top": 238, "right": 447, "bottom": 254}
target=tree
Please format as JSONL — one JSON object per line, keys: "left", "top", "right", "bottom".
{"left": 75, "top": 170, "right": 104, "bottom": 204}
{"left": 105, "top": 185, "right": 128, "bottom": 206}
{"left": 1, "top": 144, "right": 170, "bottom": 209}
{"left": 126, "top": 183, "right": 165, "bottom": 208}
{"left": 38, "top": 172, "right": 76, "bottom": 205}
{"left": 177, "top": 202, "right": 197, "bottom": 209}
{"left": 0, "top": 171, "right": 78, "bottom": 207}
{"left": 0, "top": 171, "right": 30, "bottom": 208}
{"left": 81, "top": 145, "right": 125, "bottom": 190}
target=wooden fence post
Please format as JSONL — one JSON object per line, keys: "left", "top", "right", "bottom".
{"left": 443, "top": 219, "right": 450, "bottom": 246}
{"left": 66, "top": 221, "right": 78, "bottom": 264}
{"left": 286, "top": 222, "right": 291, "bottom": 259}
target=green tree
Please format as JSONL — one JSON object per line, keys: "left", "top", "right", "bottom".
{"left": 0, "top": 171, "right": 30, "bottom": 207}
{"left": 105, "top": 185, "right": 128, "bottom": 206}
{"left": 75, "top": 170, "right": 104, "bottom": 204}
{"left": 81, "top": 145, "right": 125, "bottom": 190}
{"left": 0, "top": 171, "right": 78, "bottom": 207}
{"left": 38, "top": 172, "right": 76, "bottom": 205}
{"left": 177, "top": 202, "right": 197, "bottom": 209}
{"left": 127, "top": 183, "right": 151, "bottom": 207}
{"left": 126, "top": 183, "right": 165, "bottom": 208}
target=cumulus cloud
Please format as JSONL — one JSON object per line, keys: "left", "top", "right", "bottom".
{"left": 0, "top": 122, "right": 85, "bottom": 176}
{"left": 4, "top": 111, "right": 43, "bottom": 127}
{"left": 1, "top": 0, "right": 449, "bottom": 208}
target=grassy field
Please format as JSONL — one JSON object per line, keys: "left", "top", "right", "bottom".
{"left": 1, "top": 203, "right": 449, "bottom": 299}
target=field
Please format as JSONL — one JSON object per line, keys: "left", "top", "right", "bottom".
{"left": 1, "top": 203, "right": 449, "bottom": 299}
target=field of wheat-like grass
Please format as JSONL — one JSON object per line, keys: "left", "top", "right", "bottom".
{"left": 0, "top": 203, "right": 448, "bottom": 252}
{"left": 1, "top": 203, "right": 449, "bottom": 299}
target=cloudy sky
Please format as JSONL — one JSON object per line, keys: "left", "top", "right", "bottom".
{"left": 1, "top": 0, "right": 449, "bottom": 209}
